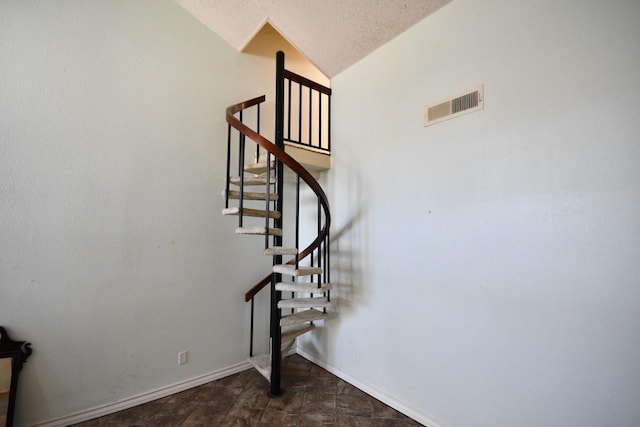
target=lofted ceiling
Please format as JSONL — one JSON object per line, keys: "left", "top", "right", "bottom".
{"left": 176, "top": 0, "right": 452, "bottom": 78}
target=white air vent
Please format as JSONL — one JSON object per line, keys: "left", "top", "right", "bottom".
{"left": 424, "top": 85, "right": 484, "bottom": 127}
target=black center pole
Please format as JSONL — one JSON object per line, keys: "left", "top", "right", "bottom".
{"left": 269, "top": 50, "right": 286, "bottom": 397}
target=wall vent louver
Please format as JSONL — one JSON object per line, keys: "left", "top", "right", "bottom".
{"left": 424, "top": 85, "right": 484, "bottom": 127}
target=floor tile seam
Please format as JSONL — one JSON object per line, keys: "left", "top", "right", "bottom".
{"left": 169, "top": 403, "right": 200, "bottom": 427}
{"left": 142, "top": 401, "right": 199, "bottom": 423}
{"left": 257, "top": 407, "right": 299, "bottom": 425}
{"left": 187, "top": 403, "right": 233, "bottom": 422}
{"left": 251, "top": 406, "right": 268, "bottom": 425}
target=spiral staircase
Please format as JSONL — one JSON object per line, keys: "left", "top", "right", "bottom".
{"left": 222, "top": 52, "right": 332, "bottom": 396}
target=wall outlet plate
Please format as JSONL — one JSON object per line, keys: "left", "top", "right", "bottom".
{"left": 178, "top": 351, "right": 187, "bottom": 365}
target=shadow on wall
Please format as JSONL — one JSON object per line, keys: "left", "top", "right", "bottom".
{"left": 331, "top": 208, "right": 367, "bottom": 313}
{"left": 298, "top": 154, "right": 369, "bottom": 359}
{"left": 327, "top": 153, "right": 371, "bottom": 316}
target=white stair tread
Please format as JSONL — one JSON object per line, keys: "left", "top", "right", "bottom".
{"left": 273, "top": 264, "right": 322, "bottom": 277}
{"left": 281, "top": 323, "right": 315, "bottom": 343}
{"left": 276, "top": 282, "right": 332, "bottom": 293}
{"left": 223, "top": 190, "right": 279, "bottom": 201}
{"left": 264, "top": 247, "right": 298, "bottom": 256}
{"left": 248, "top": 354, "right": 271, "bottom": 381}
{"left": 280, "top": 309, "right": 328, "bottom": 326}
{"left": 279, "top": 297, "right": 332, "bottom": 309}
{"left": 245, "top": 160, "right": 276, "bottom": 174}
{"left": 229, "top": 176, "right": 273, "bottom": 186}
{"left": 236, "top": 227, "right": 283, "bottom": 236}
{"left": 222, "top": 207, "right": 280, "bottom": 219}
{"left": 248, "top": 342, "right": 298, "bottom": 382}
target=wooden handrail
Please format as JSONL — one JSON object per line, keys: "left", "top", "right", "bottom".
{"left": 227, "top": 95, "right": 266, "bottom": 115}
{"left": 225, "top": 98, "right": 331, "bottom": 302}
{"left": 284, "top": 70, "right": 332, "bottom": 95}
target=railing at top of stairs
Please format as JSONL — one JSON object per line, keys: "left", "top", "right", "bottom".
{"left": 224, "top": 51, "right": 332, "bottom": 396}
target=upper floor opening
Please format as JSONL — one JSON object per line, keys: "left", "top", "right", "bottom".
{"left": 242, "top": 22, "right": 332, "bottom": 172}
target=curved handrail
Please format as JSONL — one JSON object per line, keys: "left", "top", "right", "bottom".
{"left": 225, "top": 97, "right": 331, "bottom": 302}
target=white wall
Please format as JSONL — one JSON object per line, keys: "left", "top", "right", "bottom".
{"left": 0, "top": 1, "right": 274, "bottom": 425}
{"left": 301, "top": 0, "right": 640, "bottom": 426}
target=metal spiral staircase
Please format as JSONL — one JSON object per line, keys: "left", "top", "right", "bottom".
{"left": 222, "top": 52, "right": 332, "bottom": 396}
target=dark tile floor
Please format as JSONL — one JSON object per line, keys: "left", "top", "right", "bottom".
{"left": 72, "top": 355, "right": 422, "bottom": 426}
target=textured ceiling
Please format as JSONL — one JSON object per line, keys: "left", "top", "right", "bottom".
{"left": 176, "top": 0, "right": 452, "bottom": 77}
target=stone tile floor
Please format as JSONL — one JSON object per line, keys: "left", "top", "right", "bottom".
{"left": 72, "top": 355, "right": 422, "bottom": 426}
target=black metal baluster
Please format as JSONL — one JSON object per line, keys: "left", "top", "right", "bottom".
{"left": 323, "top": 232, "right": 328, "bottom": 284}
{"left": 225, "top": 124, "right": 231, "bottom": 209}
{"left": 250, "top": 297, "right": 254, "bottom": 357}
{"left": 328, "top": 94, "right": 332, "bottom": 152}
{"left": 318, "top": 92, "right": 322, "bottom": 150}
{"left": 324, "top": 233, "right": 329, "bottom": 313}
{"left": 238, "top": 109, "right": 243, "bottom": 176}
{"left": 326, "top": 231, "right": 331, "bottom": 303}
{"left": 256, "top": 104, "right": 261, "bottom": 163}
{"left": 298, "top": 83, "right": 302, "bottom": 143}
{"left": 239, "top": 134, "right": 245, "bottom": 228}
{"left": 238, "top": 110, "right": 245, "bottom": 227}
{"left": 295, "top": 175, "right": 300, "bottom": 269}
{"left": 287, "top": 78, "right": 292, "bottom": 141}
{"left": 317, "top": 199, "right": 322, "bottom": 286}
{"left": 310, "top": 240, "right": 315, "bottom": 285}
{"left": 265, "top": 151, "right": 271, "bottom": 250}
{"left": 308, "top": 87, "right": 312, "bottom": 146}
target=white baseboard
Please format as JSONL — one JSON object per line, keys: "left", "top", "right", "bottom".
{"left": 30, "top": 360, "right": 252, "bottom": 427}
{"left": 31, "top": 348, "right": 449, "bottom": 427}
{"left": 296, "top": 347, "right": 450, "bottom": 427}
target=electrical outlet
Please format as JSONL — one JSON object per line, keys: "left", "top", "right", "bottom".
{"left": 355, "top": 351, "right": 360, "bottom": 362}
{"left": 178, "top": 351, "right": 188, "bottom": 365}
